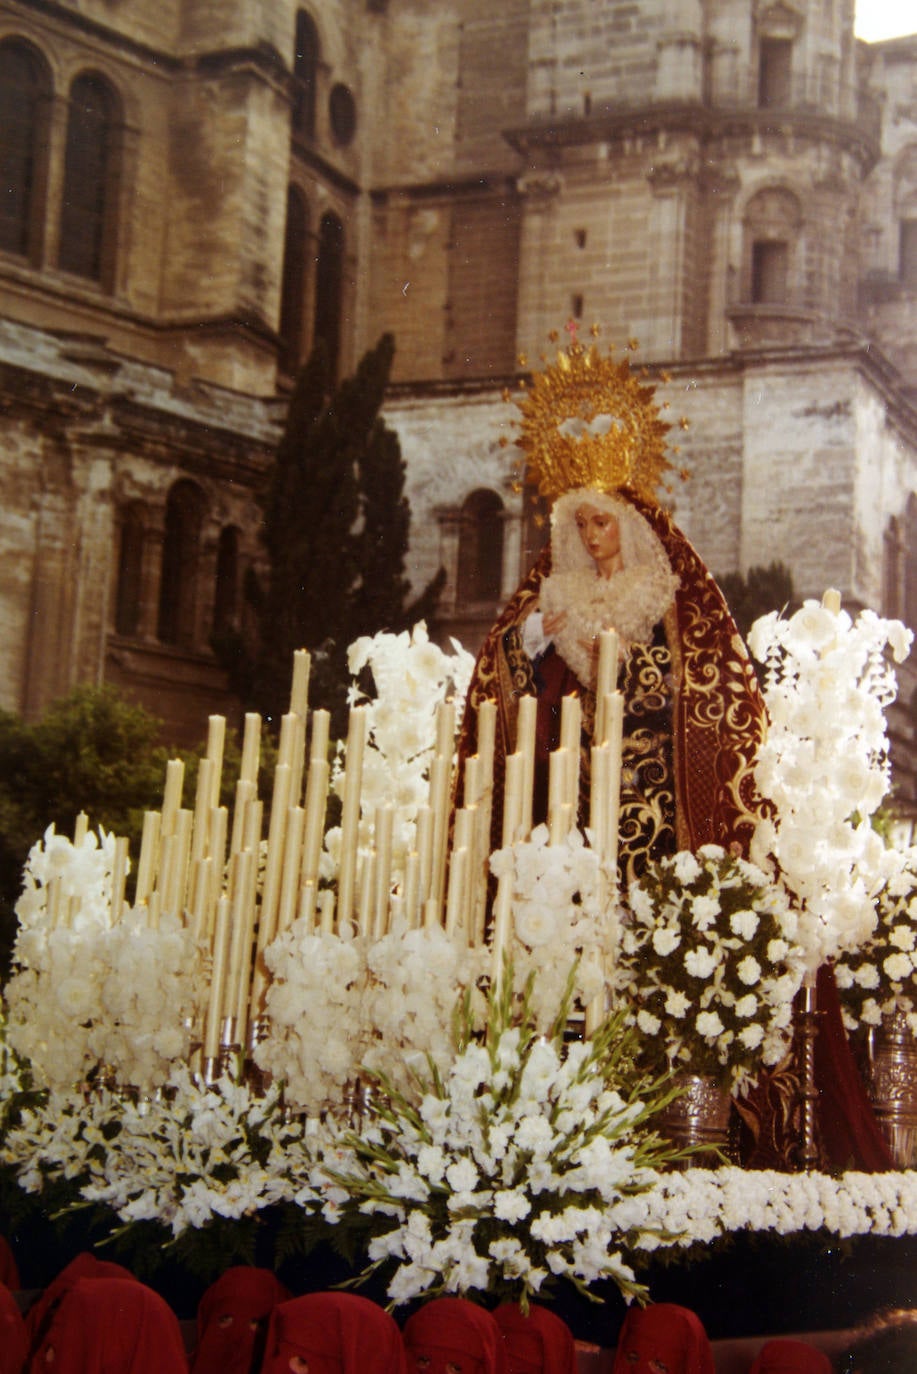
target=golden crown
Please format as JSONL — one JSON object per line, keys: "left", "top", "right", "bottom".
{"left": 501, "top": 325, "right": 689, "bottom": 505}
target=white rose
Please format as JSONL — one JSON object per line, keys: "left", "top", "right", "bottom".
{"left": 664, "top": 989, "right": 690, "bottom": 1019}
{"left": 883, "top": 953, "right": 913, "bottom": 984}
{"left": 672, "top": 852, "right": 702, "bottom": 885}
{"left": 737, "top": 956, "right": 762, "bottom": 986}
{"left": 739, "top": 1024, "right": 765, "bottom": 1050}
{"left": 493, "top": 1189, "right": 531, "bottom": 1223}
{"left": 889, "top": 924, "right": 916, "bottom": 953}
{"left": 729, "top": 910, "right": 760, "bottom": 941}
{"left": 684, "top": 947, "right": 717, "bottom": 978}
{"left": 514, "top": 902, "right": 561, "bottom": 949}
{"left": 636, "top": 1009, "right": 661, "bottom": 1035}
{"left": 696, "top": 1010, "right": 725, "bottom": 1039}
{"left": 651, "top": 927, "right": 681, "bottom": 957}
{"left": 445, "top": 1157, "right": 479, "bottom": 1193}
{"left": 690, "top": 896, "right": 720, "bottom": 930}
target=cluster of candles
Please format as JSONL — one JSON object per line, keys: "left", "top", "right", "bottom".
{"left": 45, "top": 631, "right": 626, "bottom": 1081}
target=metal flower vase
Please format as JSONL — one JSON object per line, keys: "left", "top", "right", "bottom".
{"left": 658, "top": 1073, "right": 732, "bottom": 1165}
{"left": 869, "top": 1011, "right": 917, "bottom": 1168}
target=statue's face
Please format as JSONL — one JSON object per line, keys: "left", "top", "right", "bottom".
{"left": 574, "top": 503, "right": 621, "bottom": 568}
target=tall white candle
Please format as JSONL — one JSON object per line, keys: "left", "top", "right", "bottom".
{"left": 191, "top": 759, "right": 214, "bottom": 864}
{"left": 161, "top": 759, "right": 185, "bottom": 838}
{"left": 277, "top": 805, "right": 305, "bottom": 934}
{"left": 605, "top": 693, "right": 624, "bottom": 874}
{"left": 110, "top": 836, "right": 129, "bottom": 922}
{"left": 415, "top": 805, "right": 433, "bottom": 910}
{"left": 255, "top": 763, "right": 292, "bottom": 964}
{"left": 403, "top": 849, "right": 420, "bottom": 929}
{"left": 337, "top": 707, "right": 367, "bottom": 928}
{"left": 596, "top": 630, "right": 619, "bottom": 709}
{"left": 207, "top": 807, "right": 228, "bottom": 938}
{"left": 239, "top": 713, "right": 261, "bottom": 785}
{"left": 301, "top": 757, "right": 330, "bottom": 892}
{"left": 435, "top": 699, "right": 456, "bottom": 760}
{"left": 428, "top": 754, "right": 451, "bottom": 918}
{"left": 373, "top": 803, "right": 395, "bottom": 938}
{"left": 135, "top": 810, "right": 161, "bottom": 906}
{"left": 309, "top": 708, "right": 330, "bottom": 763}
{"left": 516, "top": 695, "right": 537, "bottom": 839}
{"left": 289, "top": 648, "right": 311, "bottom": 717}
{"left": 548, "top": 748, "right": 568, "bottom": 844}
{"left": 203, "top": 897, "right": 232, "bottom": 1060}
{"left": 205, "top": 716, "right": 225, "bottom": 810}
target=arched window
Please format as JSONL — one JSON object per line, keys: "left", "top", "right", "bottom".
{"left": 158, "top": 480, "right": 204, "bottom": 648}
{"left": 758, "top": 37, "right": 793, "bottom": 108}
{"left": 883, "top": 517, "right": 904, "bottom": 621}
{"left": 313, "top": 211, "right": 344, "bottom": 378}
{"left": 59, "top": 73, "right": 120, "bottom": 285}
{"left": 292, "top": 10, "right": 320, "bottom": 142}
{"left": 0, "top": 40, "right": 49, "bottom": 261}
{"left": 457, "top": 489, "right": 504, "bottom": 604}
{"left": 743, "top": 188, "right": 801, "bottom": 306}
{"left": 906, "top": 495, "right": 917, "bottom": 631}
{"left": 751, "top": 240, "right": 789, "bottom": 304}
{"left": 114, "top": 501, "right": 146, "bottom": 637}
{"left": 213, "top": 525, "right": 240, "bottom": 636}
{"left": 279, "top": 185, "right": 309, "bottom": 374}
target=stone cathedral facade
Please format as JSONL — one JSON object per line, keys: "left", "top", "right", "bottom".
{"left": 0, "top": 0, "right": 915, "bottom": 793}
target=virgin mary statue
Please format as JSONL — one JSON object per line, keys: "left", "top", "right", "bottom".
{"left": 456, "top": 333, "right": 768, "bottom": 884}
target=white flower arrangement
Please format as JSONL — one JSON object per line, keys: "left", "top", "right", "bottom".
{"left": 834, "top": 844, "right": 917, "bottom": 1034}
{"left": 255, "top": 925, "right": 369, "bottom": 1113}
{"left": 309, "top": 976, "right": 686, "bottom": 1309}
{"left": 613, "top": 845, "right": 807, "bottom": 1092}
{"left": 322, "top": 623, "right": 474, "bottom": 887}
{"left": 255, "top": 921, "right": 486, "bottom": 1114}
{"left": 4, "top": 827, "right": 203, "bottom": 1091}
{"left": 361, "top": 924, "right": 487, "bottom": 1095}
{"left": 0, "top": 1065, "right": 313, "bottom": 1238}
{"left": 489, "top": 825, "right": 612, "bottom": 1026}
{"left": 2, "top": 999, "right": 916, "bottom": 1298}
{"left": 748, "top": 599, "right": 912, "bottom": 972}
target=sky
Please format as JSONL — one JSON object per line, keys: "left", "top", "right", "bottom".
{"left": 854, "top": 0, "right": 915, "bottom": 42}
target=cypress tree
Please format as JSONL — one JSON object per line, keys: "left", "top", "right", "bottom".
{"left": 221, "top": 334, "right": 443, "bottom": 729}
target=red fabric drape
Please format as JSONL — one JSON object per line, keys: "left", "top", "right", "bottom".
{"left": 260, "top": 1293, "right": 406, "bottom": 1374}
{"left": 403, "top": 1298, "right": 507, "bottom": 1374}
{"left": 611, "top": 1304, "right": 715, "bottom": 1374}
{"left": 28, "top": 1277, "right": 188, "bottom": 1374}
{"left": 494, "top": 1303, "right": 578, "bottom": 1374}
{"left": 192, "top": 1267, "right": 290, "bottom": 1374}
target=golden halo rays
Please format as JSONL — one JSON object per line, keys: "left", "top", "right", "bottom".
{"left": 501, "top": 328, "right": 689, "bottom": 505}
